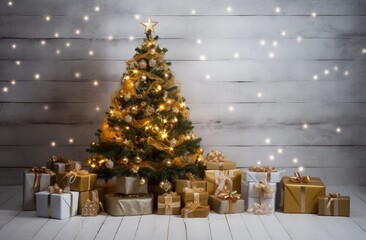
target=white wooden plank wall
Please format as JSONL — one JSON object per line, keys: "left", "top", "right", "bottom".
{"left": 0, "top": 0, "right": 365, "bottom": 185}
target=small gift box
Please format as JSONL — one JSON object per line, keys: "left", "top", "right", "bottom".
{"left": 243, "top": 181, "right": 275, "bottom": 214}
{"left": 181, "top": 202, "right": 210, "bottom": 218}
{"left": 78, "top": 189, "right": 103, "bottom": 215}
{"left": 243, "top": 166, "right": 284, "bottom": 183}
{"left": 105, "top": 194, "right": 153, "bottom": 216}
{"left": 157, "top": 192, "right": 181, "bottom": 215}
{"left": 35, "top": 185, "right": 79, "bottom": 220}
{"left": 57, "top": 164, "right": 97, "bottom": 192}
{"left": 46, "top": 155, "right": 81, "bottom": 173}
{"left": 175, "top": 173, "right": 207, "bottom": 195}
{"left": 115, "top": 176, "right": 148, "bottom": 195}
{"left": 182, "top": 188, "right": 209, "bottom": 206}
{"left": 318, "top": 191, "right": 350, "bottom": 217}
{"left": 209, "top": 190, "right": 244, "bottom": 214}
{"left": 283, "top": 172, "right": 325, "bottom": 214}
{"left": 81, "top": 200, "right": 100, "bottom": 217}
{"left": 204, "top": 169, "right": 241, "bottom": 195}
{"left": 23, "top": 167, "right": 56, "bottom": 211}
{"left": 205, "top": 150, "right": 236, "bottom": 170}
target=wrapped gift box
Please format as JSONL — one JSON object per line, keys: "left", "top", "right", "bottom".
{"left": 105, "top": 194, "right": 153, "bottom": 216}
{"left": 206, "top": 161, "right": 237, "bottom": 170}
{"left": 283, "top": 176, "right": 325, "bottom": 213}
{"left": 204, "top": 169, "right": 241, "bottom": 195}
{"left": 57, "top": 172, "right": 97, "bottom": 192}
{"left": 81, "top": 200, "right": 100, "bottom": 216}
{"left": 78, "top": 189, "right": 103, "bottom": 214}
{"left": 157, "top": 193, "right": 181, "bottom": 215}
{"left": 46, "top": 156, "right": 81, "bottom": 173}
{"left": 247, "top": 197, "right": 275, "bottom": 213}
{"left": 242, "top": 182, "right": 276, "bottom": 199}
{"left": 115, "top": 176, "right": 148, "bottom": 195}
{"left": 35, "top": 191, "right": 79, "bottom": 220}
{"left": 318, "top": 195, "right": 350, "bottom": 217}
{"left": 23, "top": 168, "right": 55, "bottom": 211}
{"left": 182, "top": 191, "right": 209, "bottom": 206}
{"left": 242, "top": 169, "right": 285, "bottom": 183}
{"left": 209, "top": 195, "right": 244, "bottom": 214}
{"left": 181, "top": 204, "right": 210, "bottom": 218}
{"left": 175, "top": 179, "right": 207, "bottom": 195}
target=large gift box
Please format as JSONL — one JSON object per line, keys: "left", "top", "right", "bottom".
{"left": 242, "top": 166, "right": 284, "bottom": 183}
{"left": 318, "top": 192, "right": 350, "bottom": 217}
{"left": 35, "top": 190, "right": 79, "bottom": 220}
{"left": 105, "top": 194, "right": 153, "bottom": 216}
{"left": 283, "top": 173, "right": 326, "bottom": 213}
{"left": 182, "top": 189, "right": 209, "bottom": 206}
{"left": 242, "top": 181, "right": 275, "bottom": 213}
{"left": 23, "top": 167, "right": 55, "bottom": 211}
{"left": 115, "top": 176, "right": 148, "bottom": 195}
{"left": 78, "top": 189, "right": 103, "bottom": 214}
{"left": 209, "top": 192, "right": 244, "bottom": 214}
{"left": 157, "top": 192, "right": 181, "bottom": 215}
{"left": 57, "top": 171, "right": 97, "bottom": 192}
{"left": 204, "top": 169, "right": 241, "bottom": 195}
{"left": 205, "top": 150, "right": 236, "bottom": 170}
{"left": 181, "top": 202, "right": 210, "bottom": 218}
{"left": 46, "top": 155, "right": 81, "bottom": 173}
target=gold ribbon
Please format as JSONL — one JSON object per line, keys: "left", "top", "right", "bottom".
{"left": 30, "top": 167, "right": 56, "bottom": 193}
{"left": 157, "top": 192, "right": 181, "bottom": 215}
{"left": 183, "top": 201, "right": 206, "bottom": 218}
{"left": 248, "top": 166, "right": 276, "bottom": 172}
{"left": 253, "top": 181, "right": 273, "bottom": 205}
{"left": 206, "top": 150, "right": 228, "bottom": 170}
{"left": 289, "top": 171, "right": 310, "bottom": 184}
{"left": 60, "top": 163, "right": 90, "bottom": 189}
{"left": 326, "top": 191, "right": 340, "bottom": 209}
{"left": 217, "top": 187, "right": 241, "bottom": 213}
{"left": 247, "top": 202, "right": 273, "bottom": 215}
{"left": 215, "top": 170, "right": 233, "bottom": 196}
{"left": 49, "top": 155, "right": 72, "bottom": 171}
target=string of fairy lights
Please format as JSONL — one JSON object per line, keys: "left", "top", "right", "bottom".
{"left": 2, "top": 1, "right": 365, "bottom": 172}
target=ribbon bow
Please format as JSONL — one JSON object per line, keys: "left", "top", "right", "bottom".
{"left": 47, "top": 184, "right": 66, "bottom": 194}
{"left": 184, "top": 172, "right": 203, "bottom": 191}
{"left": 247, "top": 202, "right": 273, "bottom": 215}
{"left": 290, "top": 171, "right": 310, "bottom": 183}
{"left": 49, "top": 155, "right": 70, "bottom": 164}
{"left": 327, "top": 191, "right": 340, "bottom": 209}
{"left": 158, "top": 192, "right": 180, "bottom": 214}
{"left": 217, "top": 187, "right": 241, "bottom": 202}
{"left": 253, "top": 181, "right": 273, "bottom": 205}
{"left": 215, "top": 170, "right": 233, "bottom": 195}
{"left": 62, "top": 162, "right": 89, "bottom": 184}
{"left": 248, "top": 165, "right": 276, "bottom": 172}
{"left": 31, "top": 166, "right": 56, "bottom": 176}
{"left": 206, "top": 150, "right": 227, "bottom": 162}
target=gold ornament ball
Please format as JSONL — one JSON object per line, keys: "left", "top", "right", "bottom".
{"left": 165, "top": 159, "right": 172, "bottom": 167}
{"left": 134, "top": 156, "right": 142, "bottom": 164}
{"left": 139, "top": 177, "right": 146, "bottom": 185}
{"left": 139, "top": 60, "right": 147, "bottom": 69}
{"left": 149, "top": 59, "right": 157, "bottom": 67}
{"left": 124, "top": 114, "right": 132, "bottom": 123}
{"left": 121, "top": 157, "right": 129, "bottom": 165}
{"left": 159, "top": 180, "right": 172, "bottom": 192}
{"left": 159, "top": 180, "right": 166, "bottom": 189}
{"left": 131, "top": 106, "right": 138, "bottom": 114}
{"left": 124, "top": 94, "right": 131, "bottom": 101}
{"left": 150, "top": 49, "right": 156, "bottom": 55}
{"left": 141, "top": 75, "right": 147, "bottom": 80}
{"left": 105, "top": 160, "right": 114, "bottom": 169}
{"left": 185, "top": 135, "right": 191, "bottom": 140}
{"left": 197, "top": 147, "right": 204, "bottom": 154}
{"left": 140, "top": 101, "right": 147, "bottom": 107}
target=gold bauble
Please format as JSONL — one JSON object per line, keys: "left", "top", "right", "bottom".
{"left": 185, "top": 135, "right": 191, "bottom": 140}
{"left": 139, "top": 177, "right": 146, "bottom": 185}
{"left": 165, "top": 159, "right": 172, "bottom": 167}
{"left": 131, "top": 106, "right": 138, "bottom": 114}
{"left": 121, "top": 157, "right": 129, "bottom": 165}
{"left": 197, "top": 147, "right": 204, "bottom": 154}
{"left": 152, "top": 125, "right": 159, "bottom": 133}
{"left": 150, "top": 49, "right": 156, "bottom": 55}
{"left": 134, "top": 156, "right": 142, "bottom": 164}
{"left": 139, "top": 60, "right": 147, "bottom": 69}
{"left": 159, "top": 180, "right": 166, "bottom": 189}
{"left": 159, "top": 180, "right": 172, "bottom": 192}
{"left": 124, "top": 114, "right": 132, "bottom": 123}
{"left": 140, "top": 101, "right": 147, "bottom": 107}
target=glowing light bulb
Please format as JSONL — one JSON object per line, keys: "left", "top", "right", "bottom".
{"left": 292, "top": 158, "right": 298, "bottom": 164}
{"left": 260, "top": 40, "right": 266, "bottom": 46}
{"left": 311, "top": 12, "right": 317, "bottom": 17}
{"left": 277, "top": 148, "right": 283, "bottom": 154}
{"left": 129, "top": 35, "right": 134, "bottom": 41}
{"left": 275, "top": 7, "right": 281, "bottom": 13}
{"left": 84, "top": 15, "right": 89, "bottom": 21}
{"left": 41, "top": 40, "right": 46, "bottom": 45}
{"left": 297, "top": 36, "right": 302, "bottom": 42}
{"left": 161, "top": 131, "right": 168, "bottom": 139}
{"left": 11, "top": 80, "right": 16, "bottom": 85}
{"left": 272, "top": 41, "right": 278, "bottom": 47}
{"left": 333, "top": 66, "right": 338, "bottom": 71}
{"left": 324, "top": 69, "right": 329, "bottom": 75}
{"left": 55, "top": 49, "right": 61, "bottom": 55}
{"left": 93, "top": 80, "right": 99, "bottom": 86}
{"left": 65, "top": 42, "right": 71, "bottom": 47}
{"left": 16, "top": 60, "right": 21, "bottom": 65}
{"left": 233, "top": 53, "right": 239, "bottom": 58}
{"left": 228, "top": 106, "right": 234, "bottom": 112}
{"left": 191, "top": 9, "right": 196, "bottom": 14}
{"left": 88, "top": 50, "right": 94, "bottom": 56}
{"left": 54, "top": 32, "right": 59, "bottom": 38}
{"left": 269, "top": 155, "right": 275, "bottom": 161}
{"left": 95, "top": 106, "right": 100, "bottom": 111}
{"left": 362, "top": 49, "right": 366, "bottom": 54}
{"left": 199, "top": 55, "right": 206, "bottom": 61}
{"left": 268, "top": 52, "right": 275, "bottom": 58}
{"left": 134, "top": 14, "right": 140, "bottom": 20}
{"left": 51, "top": 141, "right": 56, "bottom": 147}
{"left": 2, "top": 87, "right": 8, "bottom": 93}
{"left": 298, "top": 166, "right": 304, "bottom": 172}
{"left": 265, "top": 138, "right": 271, "bottom": 144}
{"left": 34, "top": 73, "right": 40, "bottom": 80}
{"left": 69, "top": 138, "right": 74, "bottom": 144}
{"left": 108, "top": 35, "right": 113, "bottom": 41}
{"left": 94, "top": 6, "right": 100, "bottom": 12}
{"left": 226, "top": 6, "right": 232, "bottom": 12}
{"left": 257, "top": 92, "right": 262, "bottom": 98}
{"left": 303, "top": 123, "right": 309, "bottom": 129}
{"left": 313, "top": 75, "right": 318, "bottom": 80}
{"left": 45, "top": 15, "right": 51, "bottom": 21}
{"left": 8, "top": 1, "right": 13, "bottom": 6}
{"left": 75, "top": 72, "right": 80, "bottom": 78}
{"left": 75, "top": 29, "right": 81, "bottom": 35}
{"left": 257, "top": 161, "right": 261, "bottom": 165}
{"left": 196, "top": 39, "right": 202, "bottom": 44}
{"left": 281, "top": 31, "right": 286, "bottom": 36}
{"left": 336, "top": 127, "right": 342, "bottom": 133}
{"left": 43, "top": 105, "right": 49, "bottom": 110}
{"left": 12, "top": 44, "right": 16, "bottom": 49}
{"left": 205, "top": 74, "right": 210, "bottom": 79}
{"left": 344, "top": 71, "right": 349, "bottom": 76}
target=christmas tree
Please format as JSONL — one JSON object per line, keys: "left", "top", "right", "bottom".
{"left": 86, "top": 17, "right": 204, "bottom": 190}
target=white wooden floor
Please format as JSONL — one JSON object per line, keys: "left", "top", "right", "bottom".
{"left": 0, "top": 186, "right": 365, "bottom": 240}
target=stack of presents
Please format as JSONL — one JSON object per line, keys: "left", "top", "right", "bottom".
{"left": 23, "top": 151, "right": 350, "bottom": 219}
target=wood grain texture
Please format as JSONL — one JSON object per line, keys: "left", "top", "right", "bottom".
{"left": 0, "top": 0, "right": 365, "bottom": 186}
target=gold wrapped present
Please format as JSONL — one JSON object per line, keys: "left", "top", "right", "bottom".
{"left": 105, "top": 194, "right": 153, "bottom": 216}
{"left": 181, "top": 202, "right": 210, "bottom": 218}
{"left": 81, "top": 200, "right": 100, "bottom": 216}
{"left": 78, "top": 189, "right": 103, "bottom": 214}
{"left": 23, "top": 167, "right": 56, "bottom": 211}
{"left": 175, "top": 173, "right": 207, "bottom": 195}
{"left": 115, "top": 176, "right": 148, "bottom": 195}
{"left": 157, "top": 192, "right": 181, "bottom": 215}
{"left": 318, "top": 191, "right": 350, "bottom": 217}
{"left": 283, "top": 172, "right": 325, "bottom": 213}
{"left": 205, "top": 150, "right": 237, "bottom": 170}
{"left": 209, "top": 189, "right": 244, "bottom": 214}
{"left": 46, "top": 155, "right": 81, "bottom": 173}
{"left": 57, "top": 164, "right": 97, "bottom": 192}
{"left": 182, "top": 188, "right": 209, "bottom": 206}
{"left": 204, "top": 169, "right": 241, "bottom": 195}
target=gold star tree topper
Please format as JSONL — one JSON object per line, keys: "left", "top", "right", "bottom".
{"left": 141, "top": 17, "right": 158, "bottom": 33}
